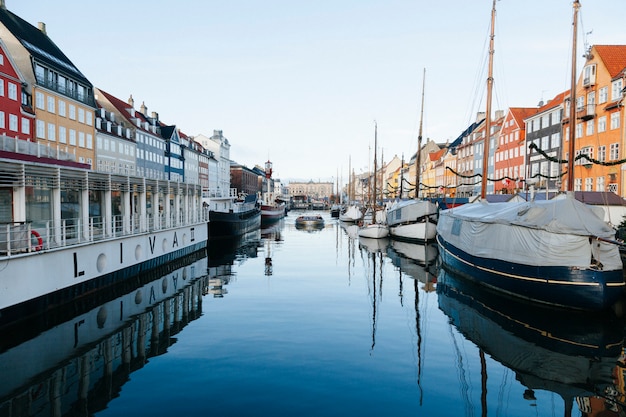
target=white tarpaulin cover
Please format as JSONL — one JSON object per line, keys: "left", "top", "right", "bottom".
{"left": 387, "top": 200, "right": 438, "bottom": 227}
{"left": 437, "top": 194, "right": 623, "bottom": 270}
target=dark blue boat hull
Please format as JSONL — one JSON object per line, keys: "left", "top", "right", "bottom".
{"left": 436, "top": 234, "right": 625, "bottom": 311}
{"left": 209, "top": 208, "right": 261, "bottom": 239}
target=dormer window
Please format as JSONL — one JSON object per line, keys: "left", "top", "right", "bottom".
{"left": 583, "top": 64, "right": 596, "bottom": 87}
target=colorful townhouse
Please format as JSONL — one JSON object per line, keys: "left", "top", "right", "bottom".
{"left": 566, "top": 45, "right": 626, "bottom": 195}
{"left": 0, "top": 6, "right": 97, "bottom": 167}
{"left": 0, "top": 38, "right": 33, "bottom": 142}
{"left": 524, "top": 91, "right": 566, "bottom": 192}
{"left": 493, "top": 107, "right": 537, "bottom": 194}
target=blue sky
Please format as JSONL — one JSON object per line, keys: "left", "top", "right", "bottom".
{"left": 8, "top": 0, "right": 625, "bottom": 183}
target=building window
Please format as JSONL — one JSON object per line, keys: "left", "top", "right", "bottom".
{"left": 599, "top": 86, "right": 608, "bottom": 103}
{"left": 597, "top": 176, "right": 605, "bottom": 192}
{"left": 59, "top": 126, "right": 66, "bottom": 143}
{"left": 58, "top": 100, "right": 66, "bottom": 117}
{"left": 78, "top": 131, "right": 85, "bottom": 147}
{"left": 21, "top": 117, "right": 29, "bottom": 134}
{"left": 0, "top": 80, "right": 4, "bottom": 97}
{"left": 610, "top": 112, "right": 620, "bottom": 130}
{"left": 610, "top": 143, "right": 620, "bottom": 160}
{"left": 47, "top": 122, "right": 55, "bottom": 141}
{"left": 7, "top": 82, "right": 16, "bottom": 100}
{"left": 586, "top": 120, "right": 594, "bottom": 136}
{"left": 35, "top": 91, "right": 44, "bottom": 109}
{"left": 69, "top": 104, "right": 76, "bottom": 120}
{"left": 78, "top": 108, "right": 84, "bottom": 123}
{"left": 47, "top": 96, "right": 55, "bottom": 113}
{"left": 598, "top": 145, "right": 606, "bottom": 162}
{"left": 585, "top": 177, "right": 593, "bottom": 191}
{"left": 69, "top": 129, "right": 76, "bottom": 145}
{"left": 598, "top": 116, "right": 606, "bottom": 132}
{"left": 8, "top": 114, "right": 17, "bottom": 131}
{"left": 611, "top": 79, "right": 623, "bottom": 101}
{"left": 574, "top": 178, "right": 582, "bottom": 191}
{"left": 36, "top": 120, "right": 45, "bottom": 138}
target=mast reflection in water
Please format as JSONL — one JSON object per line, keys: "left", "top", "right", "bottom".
{"left": 437, "top": 268, "right": 625, "bottom": 416}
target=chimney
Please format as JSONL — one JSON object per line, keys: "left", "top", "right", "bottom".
{"left": 0, "top": 0, "right": 6, "bottom": 10}
{"left": 151, "top": 111, "right": 159, "bottom": 122}
{"left": 140, "top": 101, "right": 147, "bottom": 115}
{"left": 128, "top": 94, "right": 134, "bottom": 108}
{"left": 37, "top": 22, "right": 46, "bottom": 35}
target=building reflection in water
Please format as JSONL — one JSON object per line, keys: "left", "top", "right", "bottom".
{"left": 0, "top": 229, "right": 263, "bottom": 417}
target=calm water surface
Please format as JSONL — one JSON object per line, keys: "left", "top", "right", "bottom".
{"left": 2, "top": 211, "right": 625, "bottom": 416}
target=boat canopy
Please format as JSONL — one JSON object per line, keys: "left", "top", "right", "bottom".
{"left": 438, "top": 194, "right": 622, "bottom": 270}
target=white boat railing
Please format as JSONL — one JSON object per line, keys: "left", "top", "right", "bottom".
{"left": 0, "top": 210, "right": 209, "bottom": 256}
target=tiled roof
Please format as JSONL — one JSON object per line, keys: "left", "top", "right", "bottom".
{"left": 594, "top": 45, "right": 626, "bottom": 78}
{"left": 0, "top": 7, "right": 90, "bottom": 86}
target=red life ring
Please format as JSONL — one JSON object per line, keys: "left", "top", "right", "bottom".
{"left": 31, "top": 230, "right": 43, "bottom": 251}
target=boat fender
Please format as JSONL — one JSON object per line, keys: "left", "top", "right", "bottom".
{"left": 31, "top": 230, "right": 43, "bottom": 251}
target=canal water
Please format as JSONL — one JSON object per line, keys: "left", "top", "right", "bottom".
{"left": 1, "top": 211, "right": 625, "bottom": 417}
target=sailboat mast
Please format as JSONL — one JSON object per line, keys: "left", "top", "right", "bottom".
{"left": 566, "top": 0, "right": 580, "bottom": 192}
{"left": 373, "top": 122, "right": 378, "bottom": 215}
{"left": 416, "top": 68, "right": 426, "bottom": 199}
{"left": 480, "top": 0, "right": 497, "bottom": 199}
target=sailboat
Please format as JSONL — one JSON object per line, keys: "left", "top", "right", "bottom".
{"left": 358, "top": 122, "right": 389, "bottom": 239}
{"left": 387, "top": 69, "right": 439, "bottom": 242}
{"left": 436, "top": 0, "right": 625, "bottom": 311}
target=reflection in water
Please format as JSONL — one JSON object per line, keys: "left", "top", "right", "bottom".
{"left": 0, "top": 230, "right": 264, "bottom": 416}
{"left": 437, "top": 268, "right": 625, "bottom": 416}
{"left": 261, "top": 220, "right": 284, "bottom": 276}
{"left": 359, "top": 241, "right": 385, "bottom": 353}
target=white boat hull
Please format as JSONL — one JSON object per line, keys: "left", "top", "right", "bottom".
{"left": 0, "top": 222, "right": 208, "bottom": 313}
{"left": 358, "top": 224, "right": 389, "bottom": 239}
{"left": 389, "top": 221, "right": 437, "bottom": 242}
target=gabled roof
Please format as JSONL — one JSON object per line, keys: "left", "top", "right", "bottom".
{"left": 429, "top": 148, "right": 446, "bottom": 162}
{"left": 96, "top": 88, "right": 157, "bottom": 136}
{"left": 0, "top": 7, "right": 90, "bottom": 86}
{"left": 593, "top": 45, "right": 626, "bottom": 78}
{"left": 508, "top": 107, "right": 538, "bottom": 127}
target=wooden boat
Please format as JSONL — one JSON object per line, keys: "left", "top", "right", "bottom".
{"left": 436, "top": 0, "right": 624, "bottom": 311}
{"left": 339, "top": 205, "right": 362, "bottom": 223}
{"left": 358, "top": 122, "right": 388, "bottom": 239}
{"left": 295, "top": 214, "right": 325, "bottom": 229}
{"left": 388, "top": 69, "right": 438, "bottom": 243}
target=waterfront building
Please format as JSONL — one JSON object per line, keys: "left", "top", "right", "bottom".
{"left": 566, "top": 45, "right": 626, "bottom": 195}
{"left": 524, "top": 92, "right": 566, "bottom": 193}
{"left": 196, "top": 130, "right": 231, "bottom": 198}
{"left": 0, "top": 6, "right": 97, "bottom": 167}
{"left": 230, "top": 162, "right": 260, "bottom": 197}
{"left": 287, "top": 180, "right": 333, "bottom": 202}
{"left": 94, "top": 104, "right": 136, "bottom": 176}
{"left": 0, "top": 38, "right": 33, "bottom": 141}
{"left": 494, "top": 107, "right": 537, "bottom": 194}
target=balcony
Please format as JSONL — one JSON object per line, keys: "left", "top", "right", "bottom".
{"left": 576, "top": 104, "right": 595, "bottom": 121}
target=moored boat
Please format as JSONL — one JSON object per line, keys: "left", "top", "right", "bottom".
{"left": 261, "top": 201, "right": 286, "bottom": 224}
{"left": 339, "top": 205, "right": 362, "bottom": 223}
{"left": 207, "top": 192, "right": 261, "bottom": 239}
{"left": 436, "top": 0, "right": 625, "bottom": 311}
{"left": 387, "top": 199, "right": 438, "bottom": 242}
{"left": 0, "top": 152, "right": 209, "bottom": 326}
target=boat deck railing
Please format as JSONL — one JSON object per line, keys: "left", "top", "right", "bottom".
{"left": 0, "top": 210, "right": 209, "bottom": 256}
